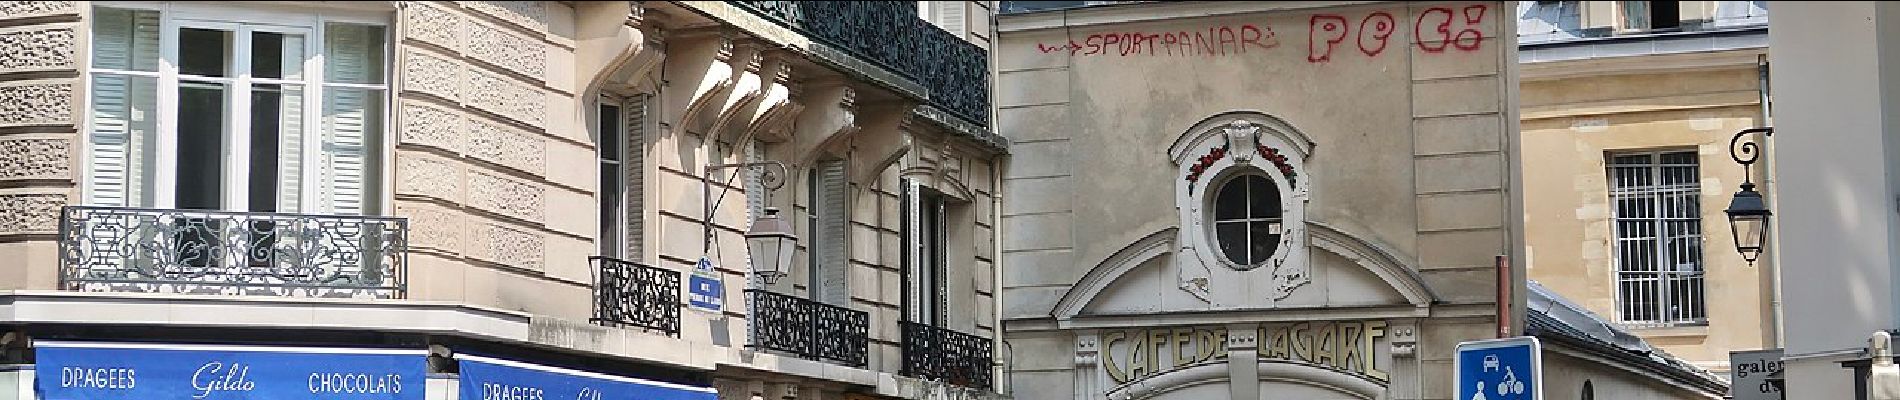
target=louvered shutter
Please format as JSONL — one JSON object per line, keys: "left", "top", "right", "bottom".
{"left": 319, "top": 24, "right": 383, "bottom": 215}
{"left": 813, "top": 159, "right": 850, "bottom": 305}
{"left": 625, "top": 95, "right": 647, "bottom": 260}
{"left": 88, "top": 8, "right": 160, "bottom": 207}
{"left": 933, "top": 2, "right": 967, "bottom": 39}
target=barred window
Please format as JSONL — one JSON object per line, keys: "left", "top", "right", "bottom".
{"left": 1608, "top": 151, "right": 1706, "bottom": 326}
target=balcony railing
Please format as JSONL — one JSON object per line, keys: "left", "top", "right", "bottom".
{"left": 727, "top": 1, "right": 991, "bottom": 127}
{"left": 900, "top": 321, "right": 994, "bottom": 390}
{"left": 58, "top": 206, "right": 407, "bottom": 299}
{"left": 590, "top": 256, "right": 681, "bottom": 336}
{"left": 746, "top": 289, "right": 869, "bottom": 367}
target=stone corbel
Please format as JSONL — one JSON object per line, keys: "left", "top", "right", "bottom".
{"left": 736, "top": 52, "right": 800, "bottom": 144}
{"left": 788, "top": 80, "right": 859, "bottom": 171}
{"left": 710, "top": 41, "right": 768, "bottom": 145}
{"left": 764, "top": 382, "right": 799, "bottom": 400}
{"left": 666, "top": 30, "right": 737, "bottom": 137}
{"left": 845, "top": 102, "right": 914, "bottom": 188}
{"left": 577, "top": 1, "right": 660, "bottom": 97}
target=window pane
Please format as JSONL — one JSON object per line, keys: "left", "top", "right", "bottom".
{"left": 1214, "top": 176, "right": 1247, "bottom": 220}
{"left": 179, "top": 28, "right": 232, "bottom": 78}
{"left": 92, "top": 8, "right": 160, "bottom": 72}
{"left": 1247, "top": 175, "right": 1281, "bottom": 219}
{"left": 324, "top": 23, "right": 386, "bottom": 85}
{"left": 253, "top": 31, "right": 307, "bottom": 80}
{"left": 599, "top": 104, "right": 622, "bottom": 162}
{"left": 251, "top": 84, "right": 304, "bottom": 212}
{"left": 320, "top": 87, "right": 385, "bottom": 215}
{"left": 1250, "top": 220, "right": 1281, "bottom": 262}
{"left": 599, "top": 102, "right": 622, "bottom": 257}
{"left": 177, "top": 82, "right": 229, "bottom": 210}
{"left": 88, "top": 74, "right": 159, "bottom": 207}
{"left": 1215, "top": 221, "right": 1249, "bottom": 265}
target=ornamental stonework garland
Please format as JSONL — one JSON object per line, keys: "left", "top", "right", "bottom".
{"left": 1183, "top": 143, "right": 1299, "bottom": 192}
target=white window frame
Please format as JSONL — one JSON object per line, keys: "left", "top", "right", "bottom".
{"left": 82, "top": 1, "right": 393, "bottom": 214}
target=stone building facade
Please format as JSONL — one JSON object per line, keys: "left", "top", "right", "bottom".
{"left": 1516, "top": 0, "right": 1773, "bottom": 374}
{"left": 0, "top": 2, "right": 1007, "bottom": 400}
{"left": 995, "top": 1, "right": 1723, "bottom": 399}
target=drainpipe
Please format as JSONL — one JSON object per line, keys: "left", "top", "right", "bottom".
{"left": 991, "top": 158, "right": 1007, "bottom": 396}
{"left": 1757, "top": 54, "right": 1784, "bottom": 348}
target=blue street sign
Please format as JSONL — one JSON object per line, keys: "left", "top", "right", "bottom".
{"left": 33, "top": 341, "right": 426, "bottom": 400}
{"left": 687, "top": 257, "right": 724, "bottom": 312}
{"left": 1455, "top": 337, "right": 1542, "bottom": 400}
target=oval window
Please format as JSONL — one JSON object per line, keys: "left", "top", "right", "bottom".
{"left": 1211, "top": 172, "right": 1283, "bottom": 266}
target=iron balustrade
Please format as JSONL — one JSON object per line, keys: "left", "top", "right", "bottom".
{"left": 726, "top": 1, "right": 992, "bottom": 127}
{"left": 58, "top": 206, "right": 406, "bottom": 299}
{"left": 900, "top": 321, "right": 994, "bottom": 390}
{"left": 746, "top": 289, "right": 869, "bottom": 367}
{"left": 590, "top": 256, "right": 682, "bottom": 337}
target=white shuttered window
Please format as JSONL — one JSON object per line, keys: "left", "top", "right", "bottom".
{"left": 85, "top": 4, "right": 388, "bottom": 215}
{"left": 808, "top": 160, "right": 849, "bottom": 305}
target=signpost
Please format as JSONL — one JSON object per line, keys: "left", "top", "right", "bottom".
{"left": 687, "top": 257, "right": 724, "bottom": 313}
{"left": 1730, "top": 348, "right": 1785, "bottom": 400}
{"left": 1456, "top": 337, "right": 1542, "bottom": 400}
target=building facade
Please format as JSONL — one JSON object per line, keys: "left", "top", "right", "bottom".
{"left": 0, "top": 2, "right": 1007, "bottom": 400}
{"left": 1515, "top": 0, "right": 1774, "bottom": 375}
{"left": 994, "top": 1, "right": 1727, "bottom": 399}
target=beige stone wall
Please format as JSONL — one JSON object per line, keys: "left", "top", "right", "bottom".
{"left": 1521, "top": 66, "right": 1771, "bottom": 371}
{"left": 997, "top": 1, "right": 1517, "bottom": 399}
{"left": 390, "top": 1, "right": 594, "bottom": 320}
{"left": 0, "top": 1, "right": 80, "bottom": 292}
{"left": 1543, "top": 348, "right": 1724, "bottom": 400}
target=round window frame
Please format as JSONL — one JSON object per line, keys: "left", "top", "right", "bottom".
{"left": 1202, "top": 166, "right": 1288, "bottom": 270}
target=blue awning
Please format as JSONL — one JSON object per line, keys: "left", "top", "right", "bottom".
{"left": 33, "top": 341, "right": 427, "bottom": 400}
{"left": 457, "top": 355, "right": 714, "bottom": 400}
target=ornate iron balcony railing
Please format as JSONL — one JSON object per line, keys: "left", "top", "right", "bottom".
{"left": 590, "top": 256, "right": 681, "bottom": 336}
{"left": 900, "top": 321, "right": 994, "bottom": 390}
{"left": 727, "top": 1, "right": 992, "bottom": 127}
{"left": 58, "top": 206, "right": 407, "bottom": 299}
{"left": 746, "top": 289, "right": 869, "bottom": 367}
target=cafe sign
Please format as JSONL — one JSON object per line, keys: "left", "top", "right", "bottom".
{"left": 1101, "top": 320, "right": 1390, "bottom": 384}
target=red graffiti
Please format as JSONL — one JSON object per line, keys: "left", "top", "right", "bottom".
{"left": 1306, "top": 15, "right": 1349, "bottom": 62}
{"left": 1415, "top": 4, "right": 1487, "bottom": 52}
{"left": 1034, "top": 24, "right": 1278, "bottom": 57}
{"left": 1357, "top": 12, "right": 1396, "bottom": 56}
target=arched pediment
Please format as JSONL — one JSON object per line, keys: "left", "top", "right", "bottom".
{"left": 1052, "top": 224, "right": 1435, "bottom": 321}
{"left": 1166, "top": 111, "right": 1317, "bottom": 163}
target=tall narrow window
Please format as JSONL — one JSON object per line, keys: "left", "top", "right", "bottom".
{"left": 86, "top": 6, "right": 388, "bottom": 215}
{"left": 903, "top": 180, "right": 948, "bottom": 327}
{"left": 808, "top": 160, "right": 849, "bottom": 305}
{"left": 1609, "top": 151, "right": 1706, "bottom": 326}
{"left": 599, "top": 101, "right": 624, "bottom": 258}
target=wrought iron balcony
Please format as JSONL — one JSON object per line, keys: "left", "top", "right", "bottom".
{"left": 746, "top": 289, "right": 869, "bottom": 367}
{"left": 727, "top": 1, "right": 992, "bottom": 128}
{"left": 900, "top": 321, "right": 994, "bottom": 390}
{"left": 590, "top": 256, "right": 682, "bottom": 336}
{"left": 58, "top": 206, "right": 407, "bottom": 298}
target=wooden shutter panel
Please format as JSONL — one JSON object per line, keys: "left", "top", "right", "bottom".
{"left": 88, "top": 8, "right": 160, "bottom": 207}
{"left": 320, "top": 24, "right": 380, "bottom": 215}
{"left": 901, "top": 178, "right": 921, "bottom": 322}
{"left": 934, "top": 1, "right": 967, "bottom": 39}
{"left": 625, "top": 95, "right": 647, "bottom": 260}
{"left": 814, "top": 159, "right": 851, "bottom": 305}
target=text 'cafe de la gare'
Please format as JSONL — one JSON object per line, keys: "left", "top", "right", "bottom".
{"left": 29, "top": 341, "right": 716, "bottom": 400}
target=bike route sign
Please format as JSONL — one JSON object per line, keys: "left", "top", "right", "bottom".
{"left": 1455, "top": 336, "right": 1542, "bottom": 400}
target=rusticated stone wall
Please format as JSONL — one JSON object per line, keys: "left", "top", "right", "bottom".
{"left": 393, "top": 1, "right": 592, "bottom": 318}
{"left": 0, "top": 1, "right": 80, "bottom": 290}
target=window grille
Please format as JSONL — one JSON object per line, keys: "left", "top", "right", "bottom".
{"left": 1608, "top": 151, "right": 1706, "bottom": 327}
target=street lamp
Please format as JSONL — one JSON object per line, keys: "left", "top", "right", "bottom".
{"left": 745, "top": 207, "right": 795, "bottom": 284}
{"left": 1723, "top": 127, "right": 1774, "bottom": 265}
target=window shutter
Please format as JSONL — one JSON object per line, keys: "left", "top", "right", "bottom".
{"left": 933, "top": 2, "right": 967, "bottom": 38}
{"left": 625, "top": 95, "right": 647, "bottom": 260}
{"left": 901, "top": 178, "right": 921, "bottom": 322}
{"left": 813, "top": 159, "right": 851, "bottom": 305}
{"left": 319, "top": 24, "right": 381, "bottom": 215}
{"left": 88, "top": 8, "right": 160, "bottom": 207}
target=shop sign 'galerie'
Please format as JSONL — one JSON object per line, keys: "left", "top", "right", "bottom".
{"left": 1102, "top": 320, "right": 1390, "bottom": 384}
